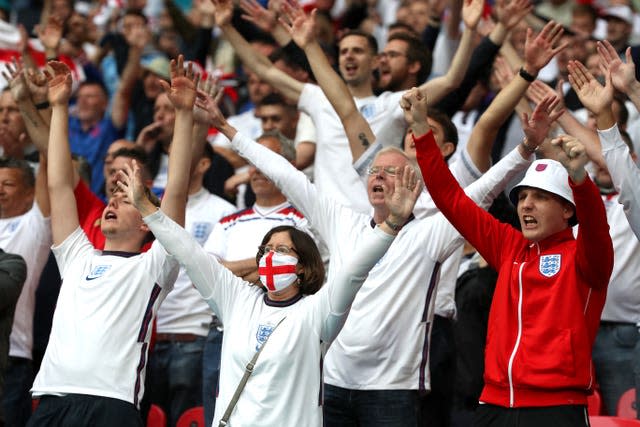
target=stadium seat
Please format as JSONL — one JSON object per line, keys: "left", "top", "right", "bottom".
{"left": 618, "top": 389, "right": 637, "bottom": 419}
{"left": 590, "top": 416, "right": 640, "bottom": 426}
{"left": 176, "top": 406, "right": 205, "bottom": 427}
{"left": 589, "top": 389, "right": 603, "bottom": 416}
{"left": 147, "top": 404, "right": 167, "bottom": 427}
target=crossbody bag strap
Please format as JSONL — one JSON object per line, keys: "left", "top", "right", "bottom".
{"left": 218, "top": 316, "right": 286, "bottom": 427}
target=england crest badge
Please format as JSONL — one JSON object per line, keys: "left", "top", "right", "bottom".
{"left": 539, "top": 254, "right": 561, "bottom": 277}
{"left": 256, "top": 324, "right": 275, "bottom": 351}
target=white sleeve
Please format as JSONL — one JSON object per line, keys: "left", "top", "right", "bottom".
{"left": 599, "top": 124, "right": 640, "bottom": 239}
{"left": 320, "top": 225, "right": 396, "bottom": 342}
{"left": 414, "top": 147, "right": 483, "bottom": 219}
{"left": 231, "top": 132, "right": 352, "bottom": 251}
{"left": 464, "top": 146, "right": 533, "bottom": 209}
{"left": 143, "top": 209, "right": 248, "bottom": 322}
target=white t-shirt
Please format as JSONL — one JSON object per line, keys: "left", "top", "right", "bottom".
{"left": 204, "top": 201, "right": 312, "bottom": 262}
{"left": 0, "top": 203, "right": 51, "bottom": 359}
{"left": 156, "top": 188, "right": 236, "bottom": 336}
{"left": 144, "top": 209, "right": 395, "bottom": 427}
{"left": 32, "top": 228, "right": 179, "bottom": 406}
{"left": 597, "top": 192, "right": 640, "bottom": 324}
{"left": 231, "top": 131, "right": 533, "bottom": 390}
{"left": 298, "top": 84, "right": 406, "bottom": 214}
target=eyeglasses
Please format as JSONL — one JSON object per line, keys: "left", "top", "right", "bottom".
{"left": 378, "top": 51, "right": 407, "bottom": 60}
{"left": 257, "top": 245, "right": 298, "bottom": 257}
{"left": 367, "top": 166, "right": 400, "bottom": 176}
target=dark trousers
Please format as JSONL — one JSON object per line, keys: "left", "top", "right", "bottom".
{"left": 146, "top": 337, "right": 205, "bottom": 426}
{"left": 27, "top": 394, "right": 143, "bottom": 427}
{"left": 2, "top": 357, "right": 32, "bottom": 427}
{"left": 323, "top": 384, "right": 419, "bottom": 427}
{"left": 474, "top": 404, "right": 589, "bottom": 427}
{"left": 420, "top": 315, "right": 455, "bottom": 427}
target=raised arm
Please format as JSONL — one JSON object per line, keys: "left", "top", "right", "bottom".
{"left": 279, "top": 3, "right": 375, "bottom": 162}
{"left": 240, "top": 0, "right": 292, "bottom": 46}
{"left": 110, "top": 23, "right": 148, "bottom": 129}
{"left": 550, "top": 134, "right": 613, "bottom": 288}
{"left": 45, "top": 61, "right": 79, "bottom": 245}
{"left": 566, "top": 59, "right": 614, "bottom": 165}
{"left": 418, "top": 0, "right": 483, "bottom": 104}
{"left": 212, "top": 0, "right": 304, "bottom": 102}
{"left": 37, "top": 15, "right": 63, "bottom": 65}
{"left": 3, "top": 61, "right": 49, "bottom": 155}
{"left": 598, "top": 40, "right": 640, "bottom": 113}
{"left": 467, "top": 21, "right": 567, "bottom": 170}
{"left": 158, "top": 56, "right": 197, "bottom": 226}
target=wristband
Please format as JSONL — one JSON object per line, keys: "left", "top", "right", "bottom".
{"left": 35, "top": 101, "right": 50, "bottom": 110}
{"left": 521, "top": 138, "right": 537, "bottom": 154}
{"left": 519, "top": 67, "right": 537, "bottom": 83}
{"left": 384, "top": 218, "right": 403, "bottom": 232}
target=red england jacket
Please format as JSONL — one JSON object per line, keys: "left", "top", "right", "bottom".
{"left": 415, "top": 131, "right": 614, "bottom": 407}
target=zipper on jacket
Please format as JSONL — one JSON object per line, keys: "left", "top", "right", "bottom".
{"left": 507, "top": 262, "right": 526, "bottom": 407}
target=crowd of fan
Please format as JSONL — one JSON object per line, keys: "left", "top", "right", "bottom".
{"left": 0, "top": 0, "right": 639, "bottom": 426}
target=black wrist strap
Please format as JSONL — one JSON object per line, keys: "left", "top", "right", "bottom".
{"left": 519, "top": 67, "right": 537, "bottom": 83}
{"left": 35, "top": 101, "right": 50, "bottom": 110}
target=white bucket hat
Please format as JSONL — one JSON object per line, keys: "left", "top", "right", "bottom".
{"left": 509, "top": 159, "right": 577, "bottom": 225}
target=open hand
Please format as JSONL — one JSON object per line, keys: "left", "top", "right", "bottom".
{"left": 567, "top": 59, "right": 613, "bottom": 116}
{"left": 37, "top": 15, "right": 63, "bottom": 51}
{"left": 116, "top": 160, "right": 149, "bottom": 211}
{"left": 462, "top": 0, "right": 484, "bottom": 31}
{"left": 597, "top": 40, "right": 637, "bottom": 94}
{"left": 44, "top": 61, "right": 72, "bottom": 106}
{"left": 240, "top": 0, "right": 278, "bottom": 33}
{"left": 159, "top": 55, "right": 198, "bottom": 111}
{"left": 25, "top": 68, "right": 49, "bottom": 105}
{"left": 194, "top": 73, "right": 223, "bottom": 124}
{"left": 278, "top": 0, "right": 316, "bottom": 49}
{"left": 522, "top": 95, "right": 564, "bottom": 148}
{"left": 385, "top": 165, "right": 422, "bottom": 225}
{"left": 2, "top": 59, "right": 30, "bottom": 103}
{"left": 211, "top": 0, "right": 234, "bottom": 28}
{"left": 523, "top": 21, "right": 567, "bottom": 76}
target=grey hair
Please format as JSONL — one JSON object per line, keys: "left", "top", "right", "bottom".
{"left": 257, "top": 130, "right": 297, "bottom": 163}
{"left": 371, "top": 146, "right": 419, "bottom": 175}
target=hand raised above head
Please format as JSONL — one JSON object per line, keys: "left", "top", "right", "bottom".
{"left": 194, "top": 88, "right": 226, "bottom": 129}
{"left": 278, "top": 0, "right": 316, "bottom": 49}
{"left": 159, "top": 55, "right": 199, "bottom": 111}
{"left": 194, "top": 73, "right": 223, "bottom": 124}
{"left": 567, "top": 59, "right": 613, "bottom": 116}
{"left": 462, "top": 0, "right": 484, "bottom": 31}
{"left": 240, "top": 0, "right": 278, "bottom": 33}
{"left": 211, "top": 0, "right": 234, "bottom": 28}
{"left": 523, "top": 21, "right": 568, "bottom": 76}
{"left": 522, "top": 94, "right": 564, "bottom": 148}
{"left": 549, "top": 134, "right": 589, "bottom": 182}
{"left": 44, "top": 61, "right": 72, "bottom": 106}
{"left": 400, "top": 87, "right": 429, "bottom": 136}
{"left": 597, "top": 40, "right": 637, "bottom": 94}
{"left": 2, "top": 59, "right": 30, "bottom": 103}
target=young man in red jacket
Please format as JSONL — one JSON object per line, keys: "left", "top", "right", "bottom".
{"left": 406, "top": 86, "right": 614, "bottom": 426}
